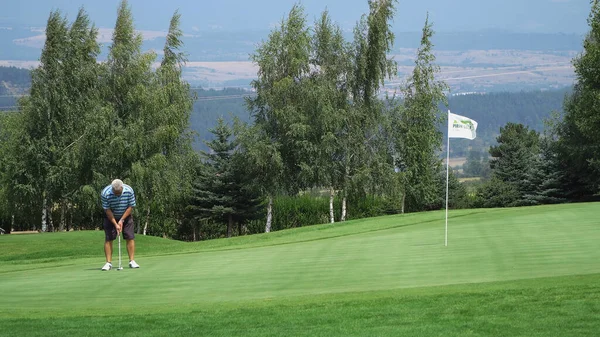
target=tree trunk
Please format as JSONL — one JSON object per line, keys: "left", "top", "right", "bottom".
{"left": 329, "top": 187, "right": 335, "bottom": 224}
{"left": 48, "top": 203, "right": 54, "bottom": 232}
{"left": 227, "top": 214, "right": 233, "bottom": 238}
{"left": 136, "top": 217, "right": 141, "bottom": 234}
{"left": 41, "top": 195, "right": 47, "bottom": 232}
{"left": 59, "top": 200, "right": 66, "bottom": 231}
{"left": 68, "top": 203, "right": 72, "bottom": 231}
{"left": 341, "top": 195, "right": 347, "bottom": 221}
{"left": 238, "top": 221, "right": 242, "bottom": 236}
{"left": 401, "top": 191, "right": 405, "bottom": 214}
{"left": 265, "top": 195, "right": 273, "bottom": 233}
{"left": 143, "top": 207, "right": 150, "bottom": 235}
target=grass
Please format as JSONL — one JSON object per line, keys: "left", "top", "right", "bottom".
{"left": 1, "top": 203, "right": 599, "bottom": 336}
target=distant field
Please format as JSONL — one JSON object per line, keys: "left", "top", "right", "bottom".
{"left": 3, "top": 48, "right": 574, "bottom": 91}
{"left": 447, "top": 156, "right": 467, "bottom": 168}
{"left": 1, "top": 203, "right": 599, "bottom": 336}
{"left": 459, "top": 176, "right": 481, "bottom": 180}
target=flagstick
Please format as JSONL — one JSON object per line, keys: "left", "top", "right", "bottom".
{"left": 445, "top": 110, "right": 451, "bottom": 247}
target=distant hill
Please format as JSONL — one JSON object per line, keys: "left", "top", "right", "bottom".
{"left": 189, "top": 87, "right": 571, "bottom": 154}
{"left": 190, "top": 88, "right": 251, "bottom": 151}
{"left": 444, "top": 87, "right": 570, "bottom": 156}
{"left": 0, "top": 67, "right": 570, "bottom": 156}
{"left": 0, "top": 66, "right": 29, "bottom": 93}
{"left": 0, "top": 66, "right": 29, "bottom": 110}
{"left": 0, "top": 28, "right": 584, "bottom": 62}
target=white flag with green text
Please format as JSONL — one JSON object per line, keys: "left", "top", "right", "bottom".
{"left": 444, "top": 110, "right": 477, "bottom": 247}
{"left": 448, "top": 111, "right": 477, "bottom": 140}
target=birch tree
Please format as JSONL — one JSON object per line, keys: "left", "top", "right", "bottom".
{"left": 129, "top": 10, "right": 196, "bottom": 237}
{"left": 304, "top": 10, "right": 352, "bottom": 223}
{"left": 394, "top": 15, "right": 448, "bottom": 212}
{"left": 13, "top": 11, "right": 71, "bottom": 231}
{"left": 342, "top": 0, "right": 398, "bottom": 220}
{"left": 49, "top": 9, "right": 102, "bottom": 231}
{"left": 247, "top": 4, "right": 312, "bottom": 232}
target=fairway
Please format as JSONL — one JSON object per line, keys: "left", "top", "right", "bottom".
{"left": 1, "top": 203, "right": 599, "bottom": 336}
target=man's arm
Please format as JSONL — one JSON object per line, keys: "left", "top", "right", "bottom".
{"left": 105, "top": 209, "right": 120, "bottom": 232}
{"left": 119, "top": 207, "right": 133, "bottom": 222}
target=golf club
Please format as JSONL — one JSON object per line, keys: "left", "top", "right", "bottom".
{"left": 117, "top": 232, "right": 123, "bottom": 271}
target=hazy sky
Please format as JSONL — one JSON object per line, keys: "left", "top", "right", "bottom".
{"left": 0, "top": 0, "right": 591, "bottom": 34}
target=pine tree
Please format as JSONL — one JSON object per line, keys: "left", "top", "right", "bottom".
{"left": 190, "top": 119, "right": 262, "bottom": 238}
{"left": 523, "top": 136, "right": 565, "bottom": 205}
{"left": 488, "top": 123, "right": 540, "bottom": 206}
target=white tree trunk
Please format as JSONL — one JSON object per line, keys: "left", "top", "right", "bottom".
{"left": 341, "top": 195, "right": 347, "bottom": 221}
{"left": 401, "top": 191, "right": 405, "bottom": 214}
{"left": 48, "top": 204, "right": 53, "bottom": 232}
{"left": 68, "top": 203, "right": 73, "bottom": 231}
{"left": 41, "top": 196, "right": 47, "bottom": 232}
{"left": 143, "top": 207, "right": 150, "bottom": 235}
{"left": 265, "top": 196, "right": 273, "bottom": 233}
{"left": 329, "top": 187, "right": 335, "bottom": 224}
{"left": 59, "top": 201, "right": 66, "bottom": 231}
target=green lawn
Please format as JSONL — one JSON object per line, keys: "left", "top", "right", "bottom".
{"left": 1, "top": 203, "right": 599, "bottom": 336}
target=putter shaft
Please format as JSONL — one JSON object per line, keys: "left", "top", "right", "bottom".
{"left": 118, "top": 233, "right": 122, "bottom": 270}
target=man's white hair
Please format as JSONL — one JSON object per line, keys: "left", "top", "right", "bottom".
{"left": 111, "top": 179, "right": 124, "bottom": 192}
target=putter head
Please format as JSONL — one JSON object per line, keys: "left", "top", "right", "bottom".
{"left": 117, "top": 267, "right": 123, "bottom": 270}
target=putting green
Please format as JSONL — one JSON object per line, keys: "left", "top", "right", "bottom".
{"left": 1, "top": 203, "right": 599, "bottom": 336}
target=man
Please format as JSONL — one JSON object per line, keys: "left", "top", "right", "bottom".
{"left": 100, "top": 179, "right": 140, "bottom": 271}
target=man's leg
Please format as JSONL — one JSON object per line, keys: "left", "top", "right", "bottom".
{"left": 102, "top": 217, "right": 117, "bottom": 270}
{"left": 126, "top": 239, "right": 135, "bottom": 261}
{"left": 104, "top": 240, "right": 113, "bottom": 263}
{"left": 103, "top": 217, "right": 117, "bottom": 263}
{"left": 123, "top": 216, "right": 137, "bottom": 265}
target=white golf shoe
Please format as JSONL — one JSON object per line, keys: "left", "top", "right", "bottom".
{"left": 101, "top": 262, "right": 112, "bottom": 271}
{"left": 129, "top": 260, "right": 140, "bottom": 269}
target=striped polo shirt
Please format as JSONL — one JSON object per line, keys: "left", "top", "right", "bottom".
{"left": 101, "top": 184, "right": 136, "bottom": 219}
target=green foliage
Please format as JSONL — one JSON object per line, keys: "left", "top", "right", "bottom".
{"left": 439, "top": 168, "right": 471, "bottom": 210}
{"left": 553, "top": 1, "right": 600, "bottom": 199}
{"left": 461, "top": 149, "right": 491, "bottom": 179}
{"left": 189, "top": 118, "right": 263, "bottom": 238}
{"left": 487, "top": 123, "right": 540, "bottom": 206}
{"left": 0, "top": 9, "right": 104, "bottom": 231}
{"left": 267, "top": 193, "right": 404, "bottom": 231}
{"left": 340, "top": 0, "right": 398, "bottom": 214}
{"left": 245, "top": 1, "right": 400, "bottom": 228}
{"left": 0, "top": 1, "right": 197, "bottom": 236}
{"left": 270, "top": 195, "right": 330, "bottom": 230}
{"left": 247, "top": 4, "right": 313, "bottom": 197}
{"left": 392, "top": 15, "right": 448, "bottom": 212}
{"left": 474, "top": 177, "right": 521, "bottom": 208}
{"left": 445, "top": 88, "right": 569, "bottom": 157}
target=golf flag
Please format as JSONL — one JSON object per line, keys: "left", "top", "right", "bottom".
{"left": 448, "top": 112, "right": 477, "bottom": 140}
{"left": 445, "top": 110, "right": 477, "bottom": 247}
